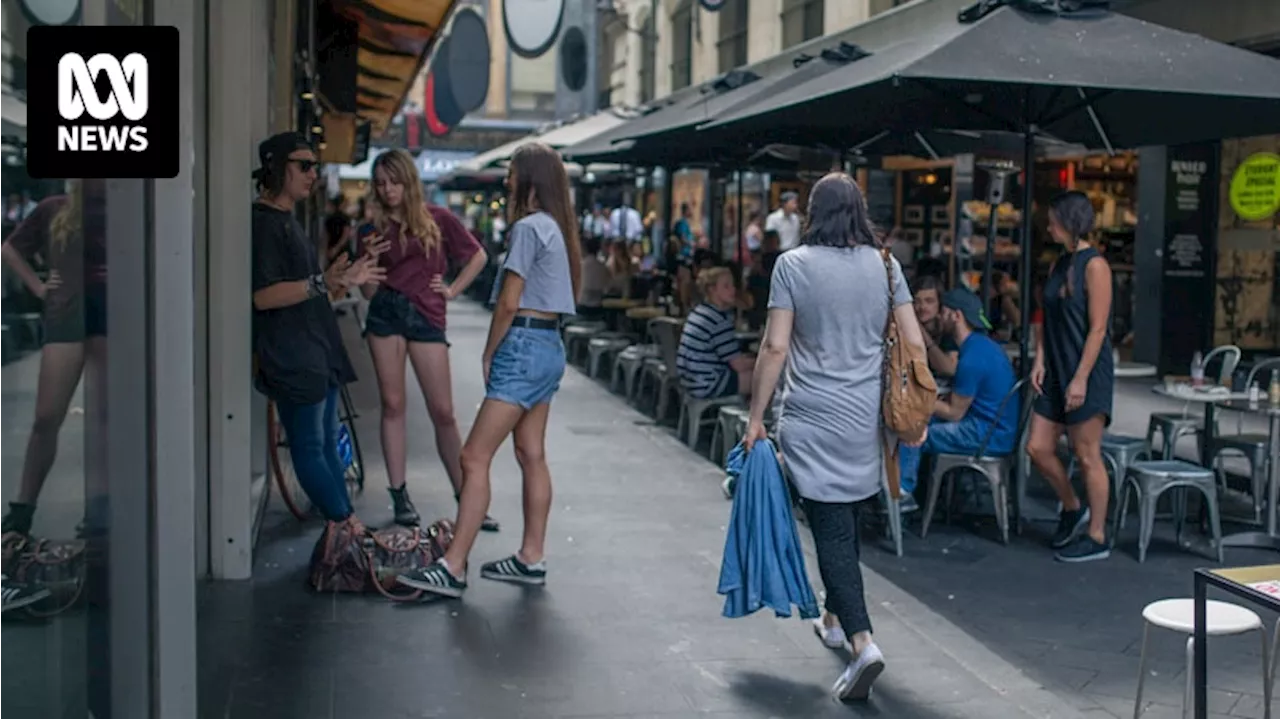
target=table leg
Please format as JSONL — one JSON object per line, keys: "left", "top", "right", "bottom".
{"left": 1268, "top": 415, "right": 1280, "bottom": 538}
{"left": 1194, "top": 573, "right": 1208, "bottom": 719}
{"left": 1202, "top": 403, "right": 1217, "bottom": 468}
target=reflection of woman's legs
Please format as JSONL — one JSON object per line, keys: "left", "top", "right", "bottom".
{"left": 367, "top": 334, "right": 409, "bottom": 489}
{"left": 1026, "top": 414, "right": 1073, "bottom": 508}
{"left": 4, "top": 342, "right": 87, "bottom": 532}
{"left": 512, "top": 402, "right": 552, "bottom": 563}
{"left": 407, "top": 342, "right": 464, "bottom": 495}
{"left": 441, "top": 399, "right": 524, "bottom": 574}
{"left": 1067, "top": 416, "right": 1108, "bottom": 543}
{"left": 82, "top": 337, "right": 109, "bottom": 529}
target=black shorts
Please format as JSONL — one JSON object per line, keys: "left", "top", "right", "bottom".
{"left": 1032, "top": 379, "right": 1112, "bottom": 428}
{"left": 363, "top": 288, "right": 448, "bottom": 345}
{"left": 44, "top": 292, "right": 107, "bottom": 344}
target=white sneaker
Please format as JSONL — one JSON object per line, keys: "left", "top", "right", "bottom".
{"left": 832, "top": 642, "right": 885, "bottom": 701}
{"left": 811, "top": 617, "right": 847, "bottom": 649}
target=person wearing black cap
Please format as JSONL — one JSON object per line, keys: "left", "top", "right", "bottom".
{"left": 897, "top": 287, "right": 1018, "bottom": 514}
{"left": 251, "top": 132, "right": 387, "bottom": 525}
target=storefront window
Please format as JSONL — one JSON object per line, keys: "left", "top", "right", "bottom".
{"left": 2, "top": 1, "right": 151, "bottom": 717}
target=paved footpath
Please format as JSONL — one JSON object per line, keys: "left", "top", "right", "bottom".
{"left": 199, "top": 300, "right": 1095, "bottom": 719}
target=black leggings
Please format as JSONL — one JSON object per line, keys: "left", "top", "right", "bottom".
{"left": 803, "top": 499, "right": 873, "bottom": 636}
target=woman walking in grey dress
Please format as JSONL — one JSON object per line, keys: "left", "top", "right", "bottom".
{"left": 744, "top": 173, "right": 928, "bottom": 700}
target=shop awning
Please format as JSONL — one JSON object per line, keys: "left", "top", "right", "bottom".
{"left": 324, "top": 0, "right": 459, "bottom": 134}
{"left": 452, "top": 109, "right": 641, "bottom": 175}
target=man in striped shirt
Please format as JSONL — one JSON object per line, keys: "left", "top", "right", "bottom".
{"left": 676, "top": 267, "right": 754, "bottom": 399}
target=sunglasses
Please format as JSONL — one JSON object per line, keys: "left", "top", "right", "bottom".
{"left": 290, "top": 159, "right": 318, "bottom": 172}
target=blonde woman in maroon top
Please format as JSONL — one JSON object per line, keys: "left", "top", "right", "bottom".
{"left": 359, "top": 149, "right": 493, "bottom": 528}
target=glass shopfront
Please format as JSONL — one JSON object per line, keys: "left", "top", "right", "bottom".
{"left": 2, "top": 1, "right": 157, "bottom": 717}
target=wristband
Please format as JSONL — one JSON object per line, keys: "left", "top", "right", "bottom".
{"left": 307, "top": 273, "right": 326, "bottom": 298}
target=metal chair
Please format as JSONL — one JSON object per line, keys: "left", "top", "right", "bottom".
{"left": 587, "top": 336, "right": 634, "bottom": 379}
{"left": 563, "top": 321, "right": 608, "bottom": 366}
{"left": 679, "top": 393, "right": 744, "bottom": 451}
{"left": 921, "top": 379, "right": 1034, "bottom": 545}
{"left": 641, "top": 318, "right": 684, "bottom": 421}
{"left": 1146, "top": 344, "right": 1240, "bottom": 460}
{"left": 710, "top": 405, "right": 750, "bottom": 464}
{"left": 611, "top": 344, "right": 657, "bottom": 400}
{"left": 1067, "top": 434, "right": 1153, "bottom": 508}
{"left": 1115, "top": 460, "right": 1224, "bottom": 563}
{"left": 1206, "top": 357, "right": 1280, "bottom": 525}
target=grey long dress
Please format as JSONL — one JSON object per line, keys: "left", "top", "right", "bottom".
{"left": 768, "top": 245, "right": 913, "bottom": 504}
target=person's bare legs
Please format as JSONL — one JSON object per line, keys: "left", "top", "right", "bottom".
{"left": 406, "top": 342, "right": 463, "bottom": 494}
{"left": 512, "top": 402, "right": 552, "bottom": 564}
{"left": 1067, "top": 416, "right": 1109, "bottom": 544}
{"left": 440, "top": 399, "right": 524, "bottom": 576}
{"left": 17, "top": 342, "right": 86, "bottom": 504}
{"left": 367, "top": 334, "right": 409, "bottom": 489}
{"left": 1026, "top": 414, "right": 1076, "bottom": 510}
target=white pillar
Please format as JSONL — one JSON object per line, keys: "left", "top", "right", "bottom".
{"left": 151, "top": 0, "right": 199, "bottom": 713}
{"left": 207, "top": 0, "right": 256, "bottom": 580}
{"left": 624, "top": 5, "right": 645, "bottom": 106}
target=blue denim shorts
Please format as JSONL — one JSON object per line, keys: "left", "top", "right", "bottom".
{"left": 486, "top": 326, "right": 566, "bottom": 410}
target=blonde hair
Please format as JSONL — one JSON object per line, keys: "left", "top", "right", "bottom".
{"left": 50, "top": 179, "right": 83, "bottom": 253}
{"left": 696, "top": 265, "right": 732, "bottom": 296}
{"left": 370, "top": 149, "right": 440, "bottom": 255}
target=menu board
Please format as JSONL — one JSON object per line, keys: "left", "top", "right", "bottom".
{"left": 1160, "top": 143, "right": 1218, "bottom": 374}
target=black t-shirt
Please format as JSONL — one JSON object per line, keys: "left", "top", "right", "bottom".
{"left": 252, "top": 203, "right": 357, "bottom": 405}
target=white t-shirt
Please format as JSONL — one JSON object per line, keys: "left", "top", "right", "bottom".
{"left": 766, "top": 208, "right": 801, "bottom": 251}
{"left": 609, "top": 207, "right": 644, "bottom": 241}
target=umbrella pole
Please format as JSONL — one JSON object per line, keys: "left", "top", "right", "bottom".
{"left": 1018, "top": 130, "right": 1035, "bottom": 377}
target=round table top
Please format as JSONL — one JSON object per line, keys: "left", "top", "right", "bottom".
{"left": 1115, "top": 361, "right": 1158, "bottom": 378}
{"left": 602, "top": 298, "right": 642, "bottom": 310}
{"left": 1215, "top": 398, "right": 1280, "bottom": 416}
{"left": 1152, "top": 384, "right": 1250, "bottom": 403}
{"left": 626, "top": 306, "right": 667, "bottom": 320}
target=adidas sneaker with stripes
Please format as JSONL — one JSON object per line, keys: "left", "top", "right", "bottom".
{"left": 480, "top": 555, "right": 546, "bottom": 586}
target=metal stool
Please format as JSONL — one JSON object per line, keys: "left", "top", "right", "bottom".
{"left": 1133, "top": 598, "right": 1269, "bottom": 718}
{"left": 1068, "top": 434, "right": 1152, "bottom": 504}
{"left": 678, "top": 394, "right": 743, "bottom": 450}
{"left": 1115, "top": 460, "right": 1224, "bottom": 563}
{"left": 709, "top": 405, "right": 750, "bottom": 463}
{"left": 611, "top": 344, "right": 656, "bottom": 399}
{"left": 563, "top": 322, "right": 607, "bottom": 365}
{"left": 587, "top": 336, "right": 633, "bottom": 379}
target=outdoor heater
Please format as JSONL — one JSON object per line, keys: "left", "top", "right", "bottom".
{"left": 975, "top": 158, "right": 1018, "bottom": 305}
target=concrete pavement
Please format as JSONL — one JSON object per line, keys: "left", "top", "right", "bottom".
{"left": 198, "top": 299, "right": 1094, "bottom": 718}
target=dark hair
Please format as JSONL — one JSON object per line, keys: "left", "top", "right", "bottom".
{"left": 509, "top": 142, "right": 582, "bottom": 301}
{"left": 911, "top": 274, "right": 945, "bottom": 297}
{"left": 583, "top": 236, "right": 602, "bottom": 256}
{"left": 1049, "top": 191, "right": 1095, "bottom": 244}
{"left": 254, "top": 135, "right": 312, "bottom": 197}
{"left": 801, "top": 172, "right": 877, "bottom": 249}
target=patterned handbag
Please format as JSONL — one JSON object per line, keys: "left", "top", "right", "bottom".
{"left": 308, "top": 518, "right": 454, "bottom": 602}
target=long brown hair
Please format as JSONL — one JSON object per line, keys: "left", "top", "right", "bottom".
{"left": 370, "top": 149, "right": 441, "bottom": 255}
{"left": 508, "top": 143, "right": 582, "bottom": 301}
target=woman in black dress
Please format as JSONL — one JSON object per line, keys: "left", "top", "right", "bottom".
{"left": 1026, "top": 191, "right": 1114, "bottom": 563}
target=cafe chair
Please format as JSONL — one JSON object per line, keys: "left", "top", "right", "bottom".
{"left": 1067, "top": 434, "right": 1152, "bottom": 509}
{"left": 710, "top": 405, "right": 750, "bottom": 464}
{"left": 921, "top": 379, "right": 1033, "bottom": 545}
{"left": 1114, "top": 460, "right": 1223, "bottom": 563}
{"left": 678, "top": 393, "right": 744, "bottom": 451}
{"left": 1146, "top": 345, "right": 1240, "bottom": 460}
{"left": 1132, "top": 598, "right": 1269, "bottom": 719}
{"left": 612, "top": 344, "right": 657, "bottom": 401}
{"left": 1206, "top": 357, "right": 1280, "bottom": 526}
{"left": 586, "top": 336, "right": 634, "bottom": 379}
{"left": 643, "top": 318, "right": 684, "bottom": 421}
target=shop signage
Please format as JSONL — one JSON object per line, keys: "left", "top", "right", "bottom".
{"left": 445, "top": 8, "right": 490, "bottom": 115}
{"left": 1228, "top": 152, "right": 1280, "bottom": 222}
{"left": 502, "top": 0, "right": 564, "bottom": 59}
{"left": 1160, "top": 143, "right": 1219, "bottom": 372}
{"left": 20, "top": 0, "right": 80, "bottom": 26}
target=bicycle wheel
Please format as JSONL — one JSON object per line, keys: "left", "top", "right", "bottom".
{"left": 267, "top": 401, "right": 311, "bottom": 521}
{"left": 339, "top": 386, "right": 366, "bottom": 494}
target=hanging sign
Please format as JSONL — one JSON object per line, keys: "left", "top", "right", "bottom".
{"left": 20, "top": 0, "right": 81, "bottom": 25}
{"left": 1228, "top": 152, "right": 1280, "bottom": 222}
{"left": 445, "top": 8, "right": 491, "bottom": 114}
{"left": 699, "top": 0, "right": 727, "bottom": 10}
{"left": 502, "top": 0, "right": 564, "bottom": 59}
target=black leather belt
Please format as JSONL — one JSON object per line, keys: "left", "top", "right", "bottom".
{"left": 511, "top": 316, "right": 559, "bottom": 330}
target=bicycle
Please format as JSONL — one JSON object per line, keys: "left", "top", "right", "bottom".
{"left": 268, "top": 387, "right": 366, "bottom": 521}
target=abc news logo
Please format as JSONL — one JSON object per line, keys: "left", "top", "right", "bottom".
{"left": 27, "top": 26, "right": 178, "bottom": 179}
{"left": 58, "top": 53, "right": 150, "bottom": 153}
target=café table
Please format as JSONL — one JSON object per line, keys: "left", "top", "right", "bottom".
{"left": 1211, "top": 400, "right": 1280, "bottom": 552}
{"left": 1193, "top": 564, "right": 1280, "bottom": 719}
{"left": 1150, "top": 384, "right": 1250, "bottom": 466}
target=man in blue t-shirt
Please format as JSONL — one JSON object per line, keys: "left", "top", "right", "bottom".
{"left": 899, "top": 288, "right": 1019, "bottom": 512}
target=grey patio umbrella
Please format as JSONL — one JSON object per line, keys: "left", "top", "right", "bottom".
{"left": 697, "top": 0, "right": 1280, "bottom": 374}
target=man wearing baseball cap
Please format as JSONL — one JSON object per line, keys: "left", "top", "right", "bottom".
{"left": 897, "top": 287, "right": 1018, "bottom": 513}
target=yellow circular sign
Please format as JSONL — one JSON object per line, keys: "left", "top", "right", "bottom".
{"left": 1229, "top": 152, "right": 1280, "bottom": 222}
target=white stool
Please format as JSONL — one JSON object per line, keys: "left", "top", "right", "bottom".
{"left": 1134, "top": 598, "right": 1270, "bottom": 719}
